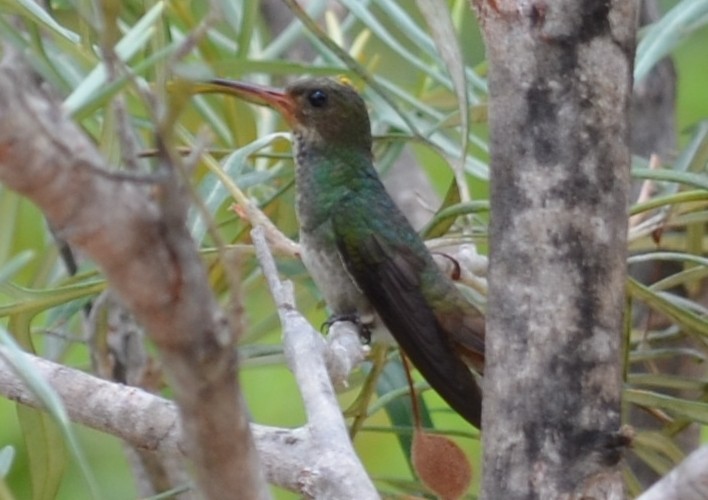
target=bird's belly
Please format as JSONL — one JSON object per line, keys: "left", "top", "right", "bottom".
{"left": 300, "top": 230, "right": 394, "bottom": 344}
{"left": 300, "top": 232, "right": 366, "bottom": 314}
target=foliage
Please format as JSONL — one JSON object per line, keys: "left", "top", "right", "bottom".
{"left": 0, "top": 0, "right": 706, "bottom": 498}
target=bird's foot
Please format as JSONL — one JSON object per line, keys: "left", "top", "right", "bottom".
{"left": 322, "top": 313, "right": 373, "bottom": 344}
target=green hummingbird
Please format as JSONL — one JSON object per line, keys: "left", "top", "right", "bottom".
{"left": 206, "top": 77, "right": 486, "bottom": 427}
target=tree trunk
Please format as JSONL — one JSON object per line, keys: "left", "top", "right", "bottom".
{"left": 473, "top": 1, "right": 637, "bottom": 498}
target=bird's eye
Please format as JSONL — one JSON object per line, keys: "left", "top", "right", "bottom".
{"left": 308, "top": 89, "right": 328, "bottom": 108}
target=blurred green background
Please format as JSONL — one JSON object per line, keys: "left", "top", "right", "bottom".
{"left": 1, "top": 0, "right": 707, "bottom": 498}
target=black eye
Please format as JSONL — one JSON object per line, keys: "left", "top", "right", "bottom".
{"left": 308, "top": 89, "right": 328, "bottom": 108}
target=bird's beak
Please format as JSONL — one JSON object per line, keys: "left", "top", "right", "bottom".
{"left": 197, "top": 79, "right": 297, "bottom": 125}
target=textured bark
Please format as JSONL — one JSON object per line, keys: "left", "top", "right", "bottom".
{"left": 88, "top": 293, "right": 193, "bottom": 498}
{"left": 0, "top": 49, "right": 269, "bottom": 500}
{"left": 0, "top": 343, "right": 377, "bottom": 498}
{"left": 251, "top": 228, "right": 379, "bottom": 500}
{"left": 473, "top": 1, "right": 637, "bottom": 498}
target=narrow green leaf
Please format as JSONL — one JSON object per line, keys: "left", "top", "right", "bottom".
{"left": 625, "top": 388, "right": 708, "bottom": 425}
{"left": 70, "top": 42, "right": 177, "bottom": 120}
{"left": 260, "top": 0, "right": 328, "bottom": 59}
{"left": 630, "top": 190, "right": 708, "bottom": 216}
{"left": 235, "top": 1, "right": 259, "bottom": 59}
{"left": 374, "top": 133, "right": 407, "bottom": 176}
{"left": 0, "top": 327, "right": 100, "bottom": 499}
{"left": 624, "top": 466, "right": 643, "bottom": 498}
{"left": 378, "top": 0, "right": 439, "bottom": 57}
{"left": 210, "top": 59, "right": 344, "bottom": 78}
{"left": 627, "top": 278, "right": 708, "bottom": 337}
{"left": 629, "top": 347, "right": 706, "bottom": 364}
{"left": 651, "top": 266, "right": 708, "bottom": 292}
{"left": 189, "top": 132, "right": 291, "bottom": 242}
{"left": 632, "top": 432, "right": 683, "bottom": 475}
{"left": 340, "top": 0, "right": 450, "bottom": 88}
{"left": 4, "top": 315, "right": 66, "bottom": 500}
{"left": 0, "top": 280, "right": 105, "bottom": 318}
{"left": 0, "top": 190, "right": 22, "bottom": 264}
{"left": 420, "top": 181, "right": 461, "bottom": 239}
{"left": 365, "top": 76, "right": 490, "bottom": 167}
{"left": 416, "top": 0, "right": 470, "bottom": 209}
{"left": 2, "top": 0, "right": 80, "bottom": 43}
{"left": 64, "top": 1, "right": 166, "bottom": 112}
{"left": 635, "top": 431, "right": 686, "bottom": 465}
{"left": 281, "top": 0, "right": 421, "bottom": 136}
{"left": 627, "top": 251, "right": 708, "bottom": 268}
{"left": 635, "top": 0, "right": 708, "bottom": 82}
{"left": 421, "top": 200, "right": 489, "bottom": 239}
{"left": 0, "top": 251, "right": 34, "bottom": 285}
{"left": 672, "top": 210, "right": 708, "bottom": 226}
{"left": 16, "top": 406, "right": 67, "bottom": 500}
{"left": 376, "top": 0, "right": 487, "bottom": 96}
{"left": 631, "top": 167, "right": 708, "bottom": 191}
{"left": 142, "top": 483, "right": 193, "bottom": 500}
{"left": 628, "top": 373, "right": 708, "bottom": 392}
{"left": 673, "top": 121, "right": 708, "bottom": 174}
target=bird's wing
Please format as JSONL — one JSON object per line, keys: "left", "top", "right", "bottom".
{"left": 332, "top": 193, "right": 483, "bottom": 427}
{"left": 431, "top": 294, "right": 486, "bottom": 374}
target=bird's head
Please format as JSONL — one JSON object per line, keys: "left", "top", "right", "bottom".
{"left": 204, "top": 77, "right": 372, "bottom": 151}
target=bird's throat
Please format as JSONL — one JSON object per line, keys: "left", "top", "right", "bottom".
{"left": 292, "top": 132, "right": 373, "bottom": 234}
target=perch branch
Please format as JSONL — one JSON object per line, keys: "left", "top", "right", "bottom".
{"left": 0, "top": 347, "right": 336, "bottom": 492}
{"left": 251, "top": 227, "right": 379, "bottom": 499}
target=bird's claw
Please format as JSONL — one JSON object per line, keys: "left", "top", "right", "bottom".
{"left": 322, "top": 313, "right": 372, "bottom": 344}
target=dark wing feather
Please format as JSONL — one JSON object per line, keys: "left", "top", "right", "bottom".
{"left": 333, "top": 193, "right": 483, "bottom": 427}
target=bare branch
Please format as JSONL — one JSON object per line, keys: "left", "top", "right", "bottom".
{"left": 0, "top": 48, "right": 268, "bottom": 500}
{"left": 251, "top": 227, "right": 379, "bottom": 499}
{"left": 637, "top": 446, "right": 708, "bottom": 500}
{"left": 0, "top": 346, "right": 182, "bottom": 455}
{"left": 0, "top": 347, "right": 308, "bottom": 491}
{"left": 87, "top": 292, "right": 193, "bottom": 497}
{"left": 0, "top": 316, "right": 377, "bottom": 497}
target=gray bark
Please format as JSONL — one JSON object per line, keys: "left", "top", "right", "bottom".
{"left": 473, "top": 1, "right": 637, "bottom": 498}
{"left": 0, "top": 341, "right": 373, "bottom": 497}
{"left": 88, "top": 293, "right": 194, "bottom": 498}
{"left": 0, "top": 49, "right": 270, "bottom": 500}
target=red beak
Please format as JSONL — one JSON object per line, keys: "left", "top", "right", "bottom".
{"left": 201, "top": 79, "right": 297, "bottom": 125}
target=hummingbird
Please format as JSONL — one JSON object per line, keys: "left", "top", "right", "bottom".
{"left": 206, "top": 77, "right": 486, "bottom": 427}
